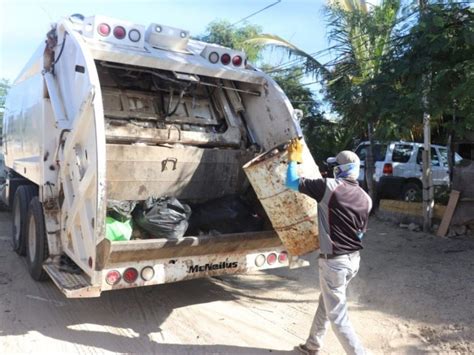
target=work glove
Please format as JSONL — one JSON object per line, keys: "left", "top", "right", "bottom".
{"left": 287, "top": 138, "right": 303, "bottom": 163}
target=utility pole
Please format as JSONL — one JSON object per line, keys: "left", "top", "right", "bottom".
{"left": 420, "top": 0, "right": 433, "bottom": 232}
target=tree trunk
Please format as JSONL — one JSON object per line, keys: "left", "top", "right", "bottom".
{"left": 420, "top": 0, "right": 433, "bottom": 233}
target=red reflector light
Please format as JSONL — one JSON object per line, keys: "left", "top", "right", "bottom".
{"left": 267, "top": 253, "right": 277, "bottom": 265}
{"left": 106, "top": 270, "right": 121, "bottom": 285}
{"left": 221, "top": 53, "right": 231, "bottom": 65}
{"left": 232, "top": 55, "right": 243, "bottom": 66}
{"left": 278, "top": 252, "right": 288, "bottom": 263}
{"left": 113, "top": 26, "right": 126, "bottom": 39}
{"left": 123, "top": 267, "right": 138, "bottom": 283}
{"left": 98, "top": 23, "right": 111, "bottom": 37}
{"left": 383, "top": 163, "right": 393, "bottom": 175}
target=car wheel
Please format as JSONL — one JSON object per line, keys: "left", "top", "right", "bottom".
{"left": 402, "top": 182, "right": 421, "bottom": 202}
{"left": 11, "top": 185, "right": 37, "bottom": 256}
{"left": 26, "top": 197, "right": 49, "bottom": 281}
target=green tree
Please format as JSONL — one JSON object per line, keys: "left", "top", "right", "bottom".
{"left": 382, "top": 3, "right": 474, "bottom": 141}
{"left": 196, "top": 20, "right": 262, "bottom": 62}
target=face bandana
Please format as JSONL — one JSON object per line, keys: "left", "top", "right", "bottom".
{"left": 333, "top": 162, "right": 360, "bottom": 180}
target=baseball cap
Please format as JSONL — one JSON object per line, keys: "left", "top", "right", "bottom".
{"left": 326, "top": 150, "right": 360, "bottom": 166}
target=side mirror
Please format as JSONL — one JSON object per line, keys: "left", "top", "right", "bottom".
{"left": 326, "top": 157, "right": 337, "bottom": 165}
{"left": 293, "top": 109, "right": 304, "bottom": 122}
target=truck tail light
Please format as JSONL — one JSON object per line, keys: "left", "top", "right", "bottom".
{"left": 209, "top": 52, "right": 219, "bottom": 64}
{"left": 123, "top": 267, "right": 138, "bottom": 283}
{"left": 232, "top": 55, "right": 243, "bottom": 66}
{"left": 383, "top": 163, "right": 393, "bottom": 175}
{"left": 128, "top": 29, "right": 141, "bottom": 42}
{"left": 141, "top": 266, "right": 155, "bottom": 281}
{"left": 267, "top": 253, "right": 277, "bottom": 265}
{"left": 106, "top": 270, "right": 121, "bottom": 285}
{"left": 221, "top": 53, "right": 231, "bottom": 65}
{"left": 113, "top": 26, "right": 126, "bottom": 39}
{"left": 255, "top": 254, "right": 265, "bottom": 267}
{"left": 278, "top": 251, "right": 288, "bottom": 263}
{"left": 98, "top": 23, "right": 111, "bottom": 37}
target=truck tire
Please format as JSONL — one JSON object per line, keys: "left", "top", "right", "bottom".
{"left": 402, "top": 182, "right": 421, "bottom": 202}
{"left": 26, "top": 197, "right": 49, "bottom": 281}
{"left": 11, "top": 185, "right": 37, "bottom": 256}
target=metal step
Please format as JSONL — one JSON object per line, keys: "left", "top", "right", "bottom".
{"left": 43, "top": 263, "right": 101, "bottom": 298}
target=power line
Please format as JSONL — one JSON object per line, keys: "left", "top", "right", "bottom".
{"left": 265, "top": 46, "right": 338, "bottom": 74}
{"left": 231, "top": 0, "right": 282, "bottom": 26}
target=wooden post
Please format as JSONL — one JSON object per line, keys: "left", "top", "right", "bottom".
{"left": 365, "top": 122, "right": 377, "bottom": 204}
{"left": 437, "top": 190, "right": 460, "bottom": 237}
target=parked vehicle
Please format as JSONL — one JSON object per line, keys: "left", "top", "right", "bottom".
{"left": 2, "top": 14, "right": 315, "bottom": 297}
{"left": 354, "top": 141, "right": 462, "bottom": 201}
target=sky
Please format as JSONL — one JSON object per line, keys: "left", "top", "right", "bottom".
{"left": 0, "top": 0, "right": 332, "bottom": 85}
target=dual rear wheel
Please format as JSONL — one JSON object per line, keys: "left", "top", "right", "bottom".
{"left": 11, "top": 185, "right": 49, "bottom": 281}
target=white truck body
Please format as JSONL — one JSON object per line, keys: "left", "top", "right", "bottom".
{"left": 3, "top": 15, "right": 316, "bottom": 297}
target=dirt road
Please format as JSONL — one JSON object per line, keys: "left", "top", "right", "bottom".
{"left": 0, "top": 210, "right": 473, "bottom": 354}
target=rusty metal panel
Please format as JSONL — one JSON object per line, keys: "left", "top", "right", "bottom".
{"left": 243, "top": 143, "right": 321, "bottom": 256}
{"left": 106, "top": 144, "right": 255, "bottom": 200}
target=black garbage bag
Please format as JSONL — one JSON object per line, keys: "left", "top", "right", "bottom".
{"left": 188, "top": 195, "right": 264, "bottom": 235}
{"left": 107, "top": 200, "right": 137, "bottom": 222}
{"left": 133, "top": 196, "right": 191, "bottom": 239}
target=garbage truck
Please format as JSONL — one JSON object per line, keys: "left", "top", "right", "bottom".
{"left": 2, "top": 14, "right": 321, "bottom": 298}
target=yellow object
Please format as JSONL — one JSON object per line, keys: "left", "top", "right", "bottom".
{"left": 287, "top": 138, "right": 303, "bottom": 163}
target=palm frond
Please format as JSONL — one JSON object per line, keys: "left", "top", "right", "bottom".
{"left": 245, "top": 34, "right": 330, "bottom": 76}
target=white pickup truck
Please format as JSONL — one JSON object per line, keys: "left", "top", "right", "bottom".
{"left": 2, "top": 14, "right": 317, "bottom": 297}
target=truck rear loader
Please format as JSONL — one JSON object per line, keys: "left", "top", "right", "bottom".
{"left": 2, "top": 14, "right": 320, "bottom": 298}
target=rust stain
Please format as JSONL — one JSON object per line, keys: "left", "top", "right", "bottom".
{"left": 138, "top": 184, "right": 147, "bottom": 196}
{"left": 244, "top": 149, "right": 320, "bottom": 256}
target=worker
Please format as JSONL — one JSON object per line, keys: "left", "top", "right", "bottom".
{"left": 286, "top": 138, "right": 372, "bottom": 355}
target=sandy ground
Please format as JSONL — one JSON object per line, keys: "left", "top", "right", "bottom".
{"left": 0, "top": 210, "right": 473, "bottom": 354}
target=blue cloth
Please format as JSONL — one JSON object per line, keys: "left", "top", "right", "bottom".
{"left": 286, "top": 161, "right": 300, "bottom": 191}
{"left": 333, "top": 162, "right": 360, "bottom": 180}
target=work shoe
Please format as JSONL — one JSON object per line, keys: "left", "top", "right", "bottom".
{"left": 297, "top": 344, "right": 319, "bottom": 355}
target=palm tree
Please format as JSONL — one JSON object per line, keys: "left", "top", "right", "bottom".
{"left": 247, "top": 0, "right": 401, "bottom": 201}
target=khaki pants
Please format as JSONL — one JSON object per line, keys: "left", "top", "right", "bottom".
{"left": 305, "top": 252, "right": 365, "bottom": 355}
